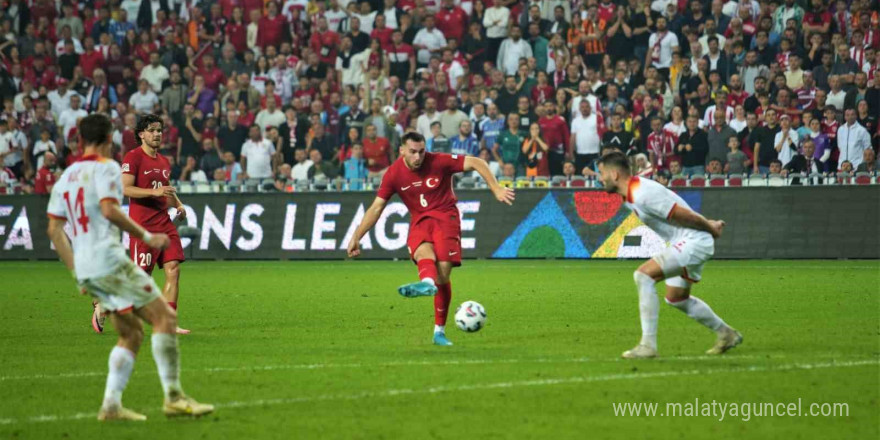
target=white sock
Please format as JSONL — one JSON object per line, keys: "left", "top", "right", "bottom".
{"left": 422, "top": 277, "right": 436, "bottom": 286}
{"left": 102, "top": 346, "right": 135, "bottom": 409}
{"left": 634, "top": 271, "right": 659, "bottom": 350}
{"left": 151, "top": 333, "right": 183, "bottom": 400}
{"left": 665, "top": 296, "right": 727, "bottom": 332}
{"left": 434, "top": 325, "right": 445, "bottom": 334}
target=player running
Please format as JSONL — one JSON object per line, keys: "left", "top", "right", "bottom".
{"left": 596, "top": 152, "right": 742, "bottom": 358}
{"left": 104, "top": 113, "right": 190, "bottom": 335}
{"left": 347, "top": 132, "right": 515, "bottom": 346}
{"left": 46, "top": 114, "right": 212, "bottom": 421}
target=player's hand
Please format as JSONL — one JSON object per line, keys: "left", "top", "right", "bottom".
{"left": 708, "top": 220, "right": 725, "bottom": 239}
{"left": 493, "top": 186, "right": 515, "bottom": 205}
{"left": 347, "top": 238, "right": 361, "bottom": 258}
{"left": 146, "top": 233, "right": 171, "bottom": 250}
{"left": 174, "top": 205, "right": 187, "bottom": 222}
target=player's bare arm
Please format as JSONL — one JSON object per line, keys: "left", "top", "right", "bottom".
{"left": 100, "top": 198, "right": 171, "bottom": 250}
{"left": 669, "top": 205, "right": 725, "bottom": 239}
{"left": 47, "top": 217, "right": 75, "bottom": 272}
{"left": 347, "top": 196, "right": 388, "bottom": 258}
{"left": 463, "top": 156, "right": 515, "bottom": 205}
{"left": 122, "top": 173, "right": 175, "bottom": 199}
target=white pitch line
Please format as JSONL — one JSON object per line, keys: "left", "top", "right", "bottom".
{"left": 0, "top": 354, "right": 781, "bottom": 382}
{"left": 1, "top": 359, "right": 876, "bottom": 425}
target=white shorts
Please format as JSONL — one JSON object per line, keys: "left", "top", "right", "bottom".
{"left": 653, "top": 236, "right": 714, "bottom": 288}
{"left": 81, "top": 259, "right": 161, "bottom": 314}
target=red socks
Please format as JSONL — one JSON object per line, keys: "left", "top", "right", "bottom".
{"left": 167, "top": 301, "right": 177, "bottom": 311}
{"left": 417, "top": 259, "right": 438, "bottom": 284}
{"left": 434, "top": 283, "right": 451, "bottom": 325}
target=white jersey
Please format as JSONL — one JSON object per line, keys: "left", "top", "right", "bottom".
{"left": 47, "top": 155, "right": 128, "bottom": 280}
{"left": 624, "top": 176, "right": 712, "bottom": 244}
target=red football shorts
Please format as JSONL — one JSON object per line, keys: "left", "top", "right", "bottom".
{"left": 130, "top": 223, "right": 185, "bottom": 274}
{"left": 407, "top": 214, "right": 462, "bottom": 267}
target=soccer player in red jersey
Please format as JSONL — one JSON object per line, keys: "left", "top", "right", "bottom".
{"left": 347, "top": 132, "right": 515, "bottom": 346}
{"left": 116, "top": 114, "right": 190, "bottom": 335}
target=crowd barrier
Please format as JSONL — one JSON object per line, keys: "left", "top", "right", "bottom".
{"left": 1, "top": 187, "right": 877, "bottom": 261}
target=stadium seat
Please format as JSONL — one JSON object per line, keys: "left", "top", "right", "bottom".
{"left": 458, "top": 176, "right": 477, "bottom": 189}
{"left": 708, "top": 174, "right": 726, "bottom": 187}
{"left": 194, "top": 182, "right": 212, "bottom": 193}
{"left": 669, "top": 176, "right": 687, "bottom": 187}
{"left": 569, "top": 176, "right": 587, "bottom": 187}
{"left": 746, "top": 175, "right": 767, "bottom": 187}
{"left": 0, "top": 185, "right": 6, "bottom": 195}
{"left": 688, "top": 174, "right": 707, "bottom": 187}
{"left": 727, "top": 174, "right": 744, "bottom": 187}
{"left": 295, "top": 179, "right": 310, "bottom": 192}
{"left": 226, "top": 181, "right": 242, "bottom": 193}
{"left": 835, "top": 172, "right": 852, "bottom": 185}
{"left": 854, "top": 172, "right": 873, "bottom": 185}
{"left": 806, "top": 172, "right": 825, "bottom": 186}
{"left": 178, "top": 181, "right": 195, "bottom": 194}
{"left": 767, "top": 175, "right": 786, "bottom": 187}
{"left": 210, "top": 182, "right": 225, "bottom": 193}
{"left": 347, "top": 178, "right": 366, "bottom": 191}
{"left": 312, "top": 176, "right": 330, "bottom": 191}
{"left": 550, "top": 175, "right": 568, "bottom": 187}
{"left": 533, "top": 176, "right": 550, "bottom": 188}
{"left": 243, "top": 179, "right": 261, "bottom": 192}
{"left": 369, "top": 177, "right": 383, "bottom": 190}
{"left": 515, "top": 177, "right": 532, "bottom": 188}
{"left": 498, "top": 178, "right": 514, "bottom": 188}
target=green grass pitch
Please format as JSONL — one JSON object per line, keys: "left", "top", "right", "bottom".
{"left": 0, "top": 260, "right": 877, "bottom": 439}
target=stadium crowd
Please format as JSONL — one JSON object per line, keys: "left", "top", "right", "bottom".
{"left": 0, "top": 0, "right": 879, "bottom": 194}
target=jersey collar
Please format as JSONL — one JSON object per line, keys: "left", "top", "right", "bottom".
{"left": 80, "top": 154, "right": 100, "bottom": 161}
{"left": 626, "top": 176, "right": 640, "bottom": 203}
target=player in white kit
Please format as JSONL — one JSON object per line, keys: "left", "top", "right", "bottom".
{"left": 46, "top": 114, "right": 213, "bottom": 421}
{"left": 596, "top": 152, "right": 742, "bottom": 359}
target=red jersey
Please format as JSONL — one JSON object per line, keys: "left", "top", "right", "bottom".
{"left": 537, "top": 115, "right": 569, "bottom": 155}
{"left": 598, "top": 2, "right": 616, "bottom": 22}
{"left": 363, "top": 136, "right": 391, "bottom": 172}
{"left": 122, "top": 147, "right": 172, "bottom": 228}
{"left": 377, "top": 153, "right": 465, "bottom": 225}
{"left": 258, "top": 14, "right": 286, "bottom": 48}
{"left": 435, "top": 7, "right": 468, "bottom": 42}
{"left": 310, "top": 31, "right": 341, "bottom": 65}
{"left": 646, "top": 130, "right": 677, "bottom": 170}
{"left": 33, "top": 167, "right": 56, "bottom": 194}
{"left": 226, "top": 22, "right": 247, "bottom": 53}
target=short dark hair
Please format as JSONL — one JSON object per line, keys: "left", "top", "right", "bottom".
{"left": 597, "top": 151, "right": 629, "bottom": 172}
{"left": 80, "top": 113, "right": 113, "bottom": 146}
{"left": 135, "top": 113, "right": 163, "bottom": 146}
{"left": 402, "top": 131, "right": 425, "bottom": 145}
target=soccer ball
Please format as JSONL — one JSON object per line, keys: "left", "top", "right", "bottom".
{"left": 454, "top": 301, "right": 487, "bottom": 332}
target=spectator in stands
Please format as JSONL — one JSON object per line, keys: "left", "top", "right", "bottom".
{"left": 451, "top": 120, "right": 480, "bottom": 157}
{"left": 290, "top": 148, "right": 314, "bottom": 182}
{"left": 362, "top": 124, "right": 391, "bottom": 178}
{"left": 494, "top": 114, "right": 525, "bottom": 171}
{"left": 522, "top": 122, "right": 550, "bottom": 178}
{"left": 241, "top": 124, "right": 277, "bottom": 180}
{"left": 837, "top": 108, "right": 872, "bottom": 170}
{"left": 58, "top": 94, "right": 87, "bottom": 145}
{"left": 179, "top": 103, "right": 204, "bottom": 161}
{"left": 751, "top": 109, "right": 781, "bottom": 175}
{"left": 220, "top": 151, "right": 243, "bottom": 183}
{"left": 669, "top": 159, "right": 684, "bottom": 177}
{"left": 218, "top": 111, "right": 248, "bottom": 161}
{"left": 725, "top": 136, "right": 749, "bottom": 175}
{"left": 439, "top": 96, "right": 469, "bottom": 139}
{"left": 199, "top": 138, "right": 224, "bottom": 180}
{"left": 570, "top": 99, "right": 602, "bottom": 172}
{"left": 306, "top": 149, "right": 339, "bottom": 180}
{"left": 677, "top": 115, "right": 709, "bottom": 176}
{"left": 427, "top": 121, "right": 450, "bottom": 153}
{"left": 855, "top": 149, "right": 877, "bottom": 174}
{"left": 768, "top": 159, "right": 784, "bottom": 176}
{"left": 180, "top": 155, "right": 209, "bottom": 182}
{"left": 783, "top": 139, "right": 822, "bottom": 176}
{"left": 129, "top": 79, "right": 159, "bottom": 114}
{"left": 774, "top": 114, "right": 800, "bottom": 168}
{"left": 33, "top": 150, "right": 57, "bottom": 195}
{"left": 0, "top": 120, "right": 19, "bottom": 179}
{"left": 706, "top": 158, "right": 723, "bottom": 176}
{"left": 344, "top": 144, "right": 368, "bottom": 189}
{"left": 160, "top": 70, "right": 188, "bottom": 121}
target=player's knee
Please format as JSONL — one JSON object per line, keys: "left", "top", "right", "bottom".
{"left": 165, "top": 263, "right": 180, "bottom": 281}
{"left": 120, "top": 326, "right": 144, "bottom": 349}
{"left": 633, "top": 270, "right": 654, "bottom": 286}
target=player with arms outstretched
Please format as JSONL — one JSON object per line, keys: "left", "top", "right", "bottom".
{"left": 46, "top": 114, "right": 212, "bottom": 421}
{"left": 113, "top": 114, "right": 190, "bottom": 335}
{"left": 597, "top": 151, "right": 742, "bottom": 358}
{"left": 347, "top": 132, "right": 515, "bottom": 346}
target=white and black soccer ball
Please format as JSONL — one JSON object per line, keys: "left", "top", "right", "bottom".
{"left": 454, "top": 301, "right": 487, "bottom": 332}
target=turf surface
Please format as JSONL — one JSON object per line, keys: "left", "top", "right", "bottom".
{"left": 0, "top": 260, "right": 878, "bottom": 439}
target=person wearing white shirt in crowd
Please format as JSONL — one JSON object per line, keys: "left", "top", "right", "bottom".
{"left": 324, "top": 0, "right": 348, "bottom": 32}
{"left": 483, "top": 3, "right": 510, "bottom": 41}
{"left": 773, "top": 114, "right": 799, "bottom": 167}
{"left": 0, "top": 120, "right": 18, "bottom": 171}
{"left": 58, "top": 95, "right": 88, "bottom": 143}
{"left": 140, "top": 52, "right": 170, "bottom": 93}
{"left": 413, "top": 16, "right": 447, "bottom": 66}
{"left": 47, "top": 79, "right": 83, "bottom": 119}
{"left": 354, "top": 1, "right": 377, "bottom": 33}
{"left": 825, "top": 75, "right": 847, "bottom": 111}
{"left": 128, "top": 79, "right": 160, "bottom": 114}
{"left": 241, "top": 125, "right": 277, "bottom": 179}
{"left": 497, "top": 26, "right": 533, "bottom": 76}
{"left": 646, "top": 16, "right": 678, "bottom": 73}
{"left": 836, "top": 108, "right": 871, "bottom": 170}
{"left": 703, "top": 90, "right": 735, "bottom": 127}
{"left": 416, "top": 97, "right": 441, "bottom": 139}
{"left": 290, "top": 148, "right": 314, "bottom": 181}
{"left": 569, "top": 99, "right": 603, "bottom": 172}
{"left": 33, "top": 129, "right": 57, "bottom": 170}
{"left": 254, "top": 97, "right": 286, "bottom": 135}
